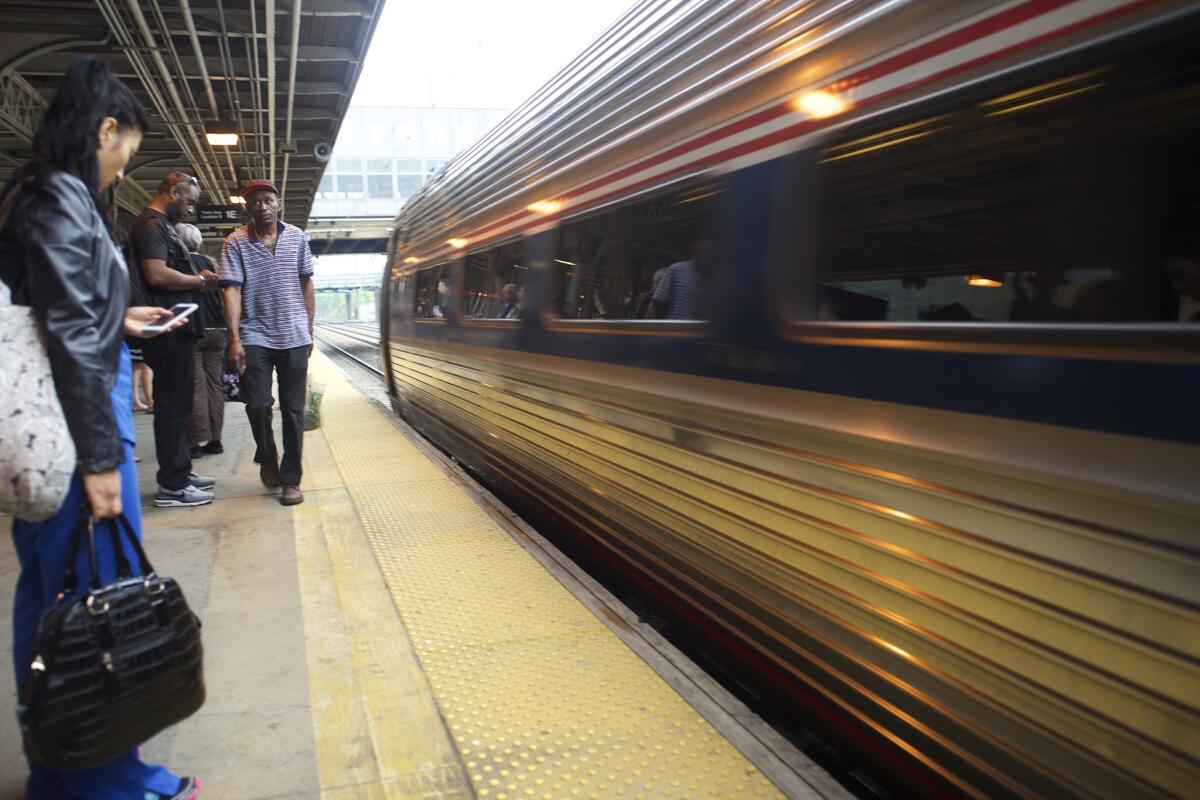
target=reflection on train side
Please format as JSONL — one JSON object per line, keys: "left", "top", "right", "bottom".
{"left": 815, "top": 59, "right": 1199, "bottom": 325}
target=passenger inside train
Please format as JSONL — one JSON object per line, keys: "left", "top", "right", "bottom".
{"left": 413, "top": 267, "right": 446, "bottom": 318}
{"left": 462, "top": 240, "right": 526, "bottom": 319}
{"left": 647, "top": 235, "right": 717, "bottom": 321}
{"left": 814, "top": 43, "right": 1199, "bottom": 325}
{"left": 497, "top": 283, "right": 520, "bottom": 319}
{"left": 431, "top": 278, "right": 451, "bottom": 318}
{"left": 551, "top": 181, "right": 723, "bottom": 321}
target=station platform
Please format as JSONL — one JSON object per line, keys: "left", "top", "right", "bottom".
{"left": 0, "top": 351, "right": 845, "bottom": 800}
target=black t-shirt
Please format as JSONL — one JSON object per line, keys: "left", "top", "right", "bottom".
{"left": 188, "top": 252, "right": 224, "bottom": 329}
{"left": 129, "top": 208, "right": 200, "bottom": 337}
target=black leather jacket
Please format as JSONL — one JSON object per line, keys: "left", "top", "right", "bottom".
{"left": 0, "top": 166, "right": 129, "bottom": 474}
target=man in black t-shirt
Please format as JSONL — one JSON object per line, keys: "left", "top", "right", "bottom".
{"left": 130, "top": 172, "right": 219, "bottom": 507}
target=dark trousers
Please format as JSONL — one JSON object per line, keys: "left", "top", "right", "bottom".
{"left": 242, "top": 344, "right": 309, "bottom": 486}
{"left": 141, "top": 335, "right": 196, "bottom": 491}
{"left": 187, "top": 329, "right": 227, "bottom": 446}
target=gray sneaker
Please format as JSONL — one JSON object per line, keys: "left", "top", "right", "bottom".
{"left": 187, "top": 472, "right": 216, "bottom": 489}
{"left": 155, "top": 485, "right": 214, "bottom": 507}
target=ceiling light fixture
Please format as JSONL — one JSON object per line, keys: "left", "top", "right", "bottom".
{"left": 205, "top": 119, "right": 238, "bottom": 147}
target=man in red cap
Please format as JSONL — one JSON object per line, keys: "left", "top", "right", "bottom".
{"left": 218, "top": 179, "right": 315, "bottom": 506}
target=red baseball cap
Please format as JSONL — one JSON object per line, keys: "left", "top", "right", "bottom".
{"left": 239, "top": 179, "right": 279, "bottom": 199}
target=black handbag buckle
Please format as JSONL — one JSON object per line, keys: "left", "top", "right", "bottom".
{"left": 143, "top": 577, "right": 167, "bottom": 595}
{"left": 85, "top": 594, "right": 110, "bottom": 616}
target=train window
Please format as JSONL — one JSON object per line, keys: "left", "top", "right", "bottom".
{"left": 413, "top": 264, "right": 450, "bottom": 319}
{"left": 552, "top": 180, "right": 724, "bottom": 321}
{"left": 463, "top": 239, "right": 528, "bottom": 319}
{"left": 813, "top": 41, "right": 1200, "bottom": 324}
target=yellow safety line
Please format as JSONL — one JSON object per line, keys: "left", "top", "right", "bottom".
{"left": 294, "top": 418, "right": 471, "bottom": 799}
{"left": 309, "top": 352, "right": 785, "bottom": 800}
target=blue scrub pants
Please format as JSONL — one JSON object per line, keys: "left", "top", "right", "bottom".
{"left": 10, "top": 346, "right": 182, "bottom": 800}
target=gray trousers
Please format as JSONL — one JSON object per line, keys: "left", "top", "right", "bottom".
{"left": 187, "top": 328, "right": 227, "bottom": 446}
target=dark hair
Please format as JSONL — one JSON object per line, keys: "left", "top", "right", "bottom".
{"left": 157, "top": 172, "right": 199, "bottom": 196}
{"left": 33, "top": 56, "right": 149, "bottom": 196}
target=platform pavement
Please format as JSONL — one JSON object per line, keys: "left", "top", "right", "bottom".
{"left": 1, "top": 363, "right": 330, "bottom": 798}
{"left": 1, "top": 351, "right": 839, "bottom": 800}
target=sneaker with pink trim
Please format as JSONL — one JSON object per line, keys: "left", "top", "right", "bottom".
{"left": 144, "top": 776, "right": 200, "bottom": 800}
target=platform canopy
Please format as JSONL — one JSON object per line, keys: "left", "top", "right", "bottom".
{"left": 0, "top": 0, "right": 385, "bottom": 228}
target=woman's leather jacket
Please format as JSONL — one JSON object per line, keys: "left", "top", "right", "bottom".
{"left": 0, "top": 166, "right": 129, "bottom": 474}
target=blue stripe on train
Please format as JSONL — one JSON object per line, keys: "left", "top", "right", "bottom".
{"left": 403, "top": 322, "right": 1198, "bottom": 445}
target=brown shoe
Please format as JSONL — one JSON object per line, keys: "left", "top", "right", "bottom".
{"left": 280, "top": 485, "right": 304, "bottom": 506}
{"left": 259, "top": 447, "right": 280, "bottom": 488}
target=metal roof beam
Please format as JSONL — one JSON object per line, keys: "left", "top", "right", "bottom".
{"left": 0, "top": 0, "right": 386, "bottom": 228}
{"left": 184, "top": 0, "right": 373, "bottom": 17}
{"left": 22, "top": 70, "right": 346, "bottom": 97}
{"left": 0, "top": 21, "right": 107, "bottom": 35}
{"left": 278, "top": 44, "right": 359, "bottom": 62}
{"left": 297, "top": 0, "right": 373, "bottom": 16}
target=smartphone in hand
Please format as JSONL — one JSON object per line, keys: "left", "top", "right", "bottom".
{"left": 142, "top": 303, "right": 197, "bottom": 334}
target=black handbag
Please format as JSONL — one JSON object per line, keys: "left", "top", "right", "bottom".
{"left": 17, "top": 508, "right": 205, "bottom": 770}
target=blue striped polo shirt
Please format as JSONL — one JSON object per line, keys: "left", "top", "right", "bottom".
{"left": 652, "top": 260, "right": 704, "bottom": 320}
{"left": 218, "top": 220, "right": 314, "bottom": 349}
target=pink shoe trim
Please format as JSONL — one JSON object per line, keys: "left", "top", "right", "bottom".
{"left": 162, "top": 776, "right": 200, "bottom": 800}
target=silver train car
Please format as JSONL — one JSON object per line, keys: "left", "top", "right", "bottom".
{"left": 380, "top": 1, "right": 1200, "bottom": 796}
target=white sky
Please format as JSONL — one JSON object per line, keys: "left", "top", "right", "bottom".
{"left": 319, "top": 0, "right": 634, "bottom": 277}
{"left": 349, "top": 0, "right": 636, "bottom": 109}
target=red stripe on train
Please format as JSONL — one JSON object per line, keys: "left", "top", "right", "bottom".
{"left": 408, "top": 0, "right": 1158, "bottom": 261}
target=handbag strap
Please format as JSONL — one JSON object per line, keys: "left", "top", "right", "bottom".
{"left": 59, "top": 506, "right": 103, "bottom": 594}
{"left": 0, "top": 179, "right": 21, "bottom": 306}
{"left": 0, "top": 175, "right": 25, "bottom": 231}
{"left": 105, "top": 519, "right": 133, "bottom": 578}
{"left": 109, "top": 510, "right": 157, "bottom": 577}
{"left": 59, "top": 505, "right": 159, "bottom": 596}
{"left": 1, "top": 173, "right": 36, "bottom": 308}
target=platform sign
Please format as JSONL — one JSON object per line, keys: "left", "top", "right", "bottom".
{"left": 196, "top": 205, "right": 243, "bottom": 226}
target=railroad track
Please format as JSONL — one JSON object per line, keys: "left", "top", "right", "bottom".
{"left": 313, "top": 322, "right": 383, "bottom": 377}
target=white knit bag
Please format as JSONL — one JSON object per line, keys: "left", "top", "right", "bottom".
{"left": 0, "top": 178, "right": 76, "bottom": 522}
{"left": 0, "top": 304, "right": 76, "bottom": 521}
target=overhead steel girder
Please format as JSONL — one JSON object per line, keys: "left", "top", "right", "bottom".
{"left": 0, "top": 70, "right": 48, "bottom": 142}
{"left": 19, "top": 71, "right": 349, "bottom": 97}
{"left": 0, "top": 0, "right": 386, "bottom": 227}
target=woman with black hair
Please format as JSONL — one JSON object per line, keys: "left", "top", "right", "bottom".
{"left": 0, "top": 57, "right": 200, "bottom": 799}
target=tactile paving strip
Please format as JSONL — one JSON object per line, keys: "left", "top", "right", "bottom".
{"left": 313, "top": 357, "right": 785, "bottom": 800}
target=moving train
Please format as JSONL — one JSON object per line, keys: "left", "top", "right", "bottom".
{"left": 379, "top": 1, "right": 1200, "bottom": 797}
